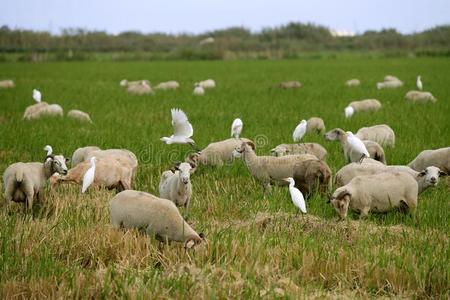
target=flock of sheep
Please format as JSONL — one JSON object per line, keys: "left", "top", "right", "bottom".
{"left": 1, "top": 74, "right": 448, "bottom": 249}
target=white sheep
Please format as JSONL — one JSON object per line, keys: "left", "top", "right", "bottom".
{"left": 347, "top": 99, "right": 382, "bottom": 113}
{"left": 306, "top": 117, "right": 326, "bottom": 134}
{"left": 278, "top": 81, "right": 302, "bottom": 89}
{"left": 109, "top": 190, "right": 203, "bottom": 248}
{"left": 0, "top": 80, "right": 14, "bottom": 88}
{"left": 404, "top": 91, "right": 437, "bottom": 103}
{"left": 270, "top": 143, "right": 327, "bottom": 161}
{"left": 196, "top": 79, "right": 216, "bottom": 89}
{"left": 408, "top": 147, "right": 449, "bottom": 173}
{"left": 376, "top": 76, "right": 403, "bottom": 89}
{"left": 345, "top": 79, "right": 360, "bottom": 87}
{"left": 120, "top": 79, "right": 150, "bottom": 87}
{"left": 3, "top": 154, "right": 69, "bottom": 210}
{"left": 127, "top": 81, "right": 154, "bottom": 95}
{"left": 71, "top": 146, "right": 101, "bottom": 167}
{"left": 159, "top": 162, "right": 194, "bottom": 217}
{"left": 331, "top": 172, "right": 418, "bottom": 219}
{"left": 67, "top": 109, "right": 92, "bottom": 123}
{"left": 324, "top": 128, "right": 387, "bottom": 164}
{"left": 232, "top": 141, "right": 317, "bottom": 193}
{"left": 193, "top": 84, "right": 205, "bottom": 96}
{"left": 155, "top": 81, "right": 180, "bottom": 90}
{"left": 335, "top": 163, "right": 445, "bottom": 194}
{"left": 23, "top": 102, "right": 49, "bottom": 120}
{"left": 355, "top": 124, "right": 395, "bottom": 147}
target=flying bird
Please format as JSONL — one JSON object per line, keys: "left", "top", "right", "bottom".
{"left": 416, "top": 75, "right": 423, "bottom": 90}
{"left": 44, "top": 145, "right": 53, "bottom": 156}
{"left": 346, "top": 131, "right": 370, "bottom": 163}
{"left": 231, "top": 118, "right": 243, "bottom": 139}
{"left": 292, "top": 120, "right": 307, "bottom": 142}
{"left": 345, "top": 106, "right": 354, "bottom": 118}
{"left": 33, "top": 89, "right": 41, "bottom": 103}
{"left": 161, "top": 108, "right": 196, "bottom": 148}
{"left": 283, "top": 177, "right": 306, "bottom": 214}
{"left": 82, "top": 157, "right": 96, "bottom": 193}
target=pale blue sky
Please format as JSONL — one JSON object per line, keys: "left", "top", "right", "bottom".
{"left": 1, "top": 0, "right": 449, "bottom": 34}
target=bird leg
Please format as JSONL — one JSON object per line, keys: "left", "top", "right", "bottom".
{"left": 358, "top": 155, "right": 365, "bottom": 164}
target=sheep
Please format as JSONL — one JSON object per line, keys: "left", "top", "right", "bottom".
{"left": 155, "top": 81, "right": 180, "bottom": 90}
{"left": 159, "top": 162, "right": 194, "bottom": 217}
{"left": 71, "top": 146, "right": 101, "bottom": 167}
{"left": 51, "top": 156, "right": 132, "bottom": 192}
{"left": 306, "top": 117, "right": 326, "bottom": 134}
{"left": 0, "top": 79, "right": 14, "bottom": 88}
{"left": 278, "top": 81, "right": 302, "bottom": 89}
{"left": 408, "top": 147, "right": 450, "bottom": 173}
{"left": 196, "top": 79, "right": 216, "bottom": 89}
{"left": 404, "top": 91, "right": 437, "bottom": 103}
{"left": 335, "top": 163, "right": 445, "bottom": 194}
{"left": 355, "top": 124, "right": 395, "bottom": 147}
{"left": 127, "top": 81, "right": 154, "bottom": 95}
{"left": 292, "top": 159, "right": 332, "bottom": 197}
{"left": 345, "top": 79, "right": 360, "bottom": 87}
{"left": 120, "top": 79, "right": 150, "bottom": 87}
{"left": 67, "top": 109, "right": 92, "bottom": 123}
{"left": 23, "top": 102, "right": 63, "bottom": 120}
{"left": 3, "top": 154, "right": 69, "bottom": 210}
{"left": 330, "top": 172, "right": 418, "bottom": 219}
{"left": 232, "top": 141, "right": 317, "bottom": 193}
{"left": 324, "top": 128, "right": 387, "bottom": 164}
{"left": 384, "top": 75, "right": 400, "bottom": 82}
{"left": 348, "top": 99, "right": 382, "bottom": 112}
{"left": 44, "top": 104, "right": 64, "bottom": 117}
{"left": 109, "top": 190, "right": 203, "bottom": 248}
{"left": 185, "top": 138, "right": 255, "bottom": 167}
{"left": 270, "top": 143, "right": 327, "bottom": 161}
{"left": 193, "top": 84, "right": 205, "bottom": 96}
{"left": 376, "top": 76, "right": 403, "bottom": 89}
{"left": 87, "top": 149, "right": 138, "bottom": 180}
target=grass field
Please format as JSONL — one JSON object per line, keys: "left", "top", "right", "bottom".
{"left": 0, "top": 57, "right": 449, "bottom": 298}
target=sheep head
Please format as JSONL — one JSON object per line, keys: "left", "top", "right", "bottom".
{"left": 418, "top": 166, "right": 445, "bottom": 187}
{"left": 44, "top": 154, "right": 69, "bottom": 177}
{"left": 324, "top": 128, "right": 346, "bottom": 142}
{"left": 171, "top": 162, "right": 192, "bottom": 185}
{"left": 330, "top": 188, "right": 351, "bottom": 219}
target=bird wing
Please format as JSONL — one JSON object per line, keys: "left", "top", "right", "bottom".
{"left": 349, "top": 135, "right": 370, "bottom": 157}
{"left": 231, "top": 118, "right": 243, "bottom": 136}
{"left": 292, "top": 188, "right": 307, "bottom": 213}
{"left": 82, "top": 167, "right": 95, "bottom": 193}
{"left": 292, "top": 122, "right": 306, "bottom": 142}
{"left": 171, "top": 108, "right": 193, "bottom": 138}
{"left": 33, "top": 89, "right": 41, "bottom": 102}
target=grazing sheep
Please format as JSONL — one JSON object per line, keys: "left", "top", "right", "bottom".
{"left": 348, "top": 99, "right": 382, "bottom": 112}
{"left": 345, "top": 79, "right": 360, "bottom": 87}
{"left": 377, "top": 77, "right": 403, "bottom": 89}
{"left": 324, "top": 128, "right": 387, "bottom": 164}
{"left": 232, "top": 142, "right": 317, "bottom": 193}
{"left": 3, "top": 154, "right": 69, "bottom": 210}
{"left": 384, "top": 75, "right": 400, "bottom": 82}
{"left": 67, "top": 109, "right": 92, "bottom": 123}
{"left": 405, "top": 91, "right": 437, "bottom": 103}
{"left": 196, "top": 79, "right": 216, "bottom": 89}
{"left": 335, "top": 163, "right": 445, "bottom": 194}
{"left": 270, "top": 143, "right": 327, "bottom": 161}
{"left": 155, "top": 81, "right": 180, "bottom": 90}
{"left": 355, "top": 124, "right": 395, "bottom": 147}
{"left": 51, "top": 157, "right": 132, "bottom": 192}
{"left": 0, "top": 80, "right": 14, "bottom": 88}
{"left": 408, "top": 147, "right": 450, "bottom": 173}
{"left": 292, "top": 159, "right": 332, "bottom": 197}
{"left": 120, "top": 79, "right": 150, "bottom": 87}
{"left": 127, "top": 81, "right": 154, "bottom": 95}
{"left": 23, "top": 102, "right": 63, "bottom": 120}
{"left": 185, "top": 138, "right": 255, "bottom": 167}
{"left": 109, "top": 190, "right": 203, "bottom": 248}
{"left": 193, "top": 84, "right": 205, "bottom": 96}
{"left": 71, "top": 146, "right": 101, "bottom": 167}
{"left": 278, "top": 81, "right": 302, "bottom": 89}
{"left": 331, "top": 172, "right": 418, "bottom": 219}
{"left": 306, "top": 117, "right": 326, "bottom": 134}
{"left": 159, "top": 162, "right": 194, "bottom": 216}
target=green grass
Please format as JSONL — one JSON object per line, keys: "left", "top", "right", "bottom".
{"left": 0, "top": 57, "right": 449, "bottom": 298}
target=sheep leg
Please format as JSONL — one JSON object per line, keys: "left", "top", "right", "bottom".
{"left": 183, "top": 198, "right": 191, "bottom": 220}
{"left": 4, "top": 180, "right": 15, "bottom": 203}
{"left": 263, "top": 182, "right": 272, "bottom": 194}
{"left": 359, "top": 207, "right": 370, "bottom": 219}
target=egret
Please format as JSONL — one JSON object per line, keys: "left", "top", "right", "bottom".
{"left": 161, "top": 108, "right": 196, "bottom": 148}
{"left": 231, "top": 118, "right": 243, "bottom": 139}
{"left": 82, "top": 157, "right": 96, "bottom": 193}
{"left": 33, "top": 89, "right": 41, "bottom": 103}
{"left": 43, "top": 145, "right": 53, "bottom": 156}
{"left": 416, "top": 75, "right": 423, "bottom": 90}
{"left": 346, "top": 131, "right": 370, "bottom": 163}
{"left": 283, "top": 177, "right": 306, "bottom": 214}
{"left": 292, "top": 120, "right": 307, "bottom": 142}
{"left": 344, "top": 106, "right": 354, "bottom": 118}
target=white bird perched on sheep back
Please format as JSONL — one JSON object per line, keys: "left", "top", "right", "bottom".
{"left": 346, "top": 131, "right": 370, "bottom": 163}
{"left": 344, "top": 106, "right": 354, "bottom": 118}
{"left": 44, "top": 145, "right": 53, "bottom": 156}
{"left": 81, "top": 157, "right": 96, "bottom": 193}
{"left": 283, "top": 177, "right": 306, "bottom": 214}
{"left": 293, "top": 120, "right": 307, "bottom": 142}
{"left": 161, "top": 108, "right": 196, "bottom": 148}
{"left": 416, "top": 75, "right": 423, "bottom": 90}
{"left": 231, "top": 118, "right": 243, "bottom": 139}
{"left": 33, "top": 89, "right": 41, "bottom": 103}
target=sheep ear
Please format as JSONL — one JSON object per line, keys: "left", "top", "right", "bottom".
{"left": 189, "top": 162, "right": 196, "bottom": 169}
{"left": 44, "top": 155, "right": 54, "bottom": 163}
{"left": 199, "top": 232, "right": 205, "bottom": 240}
{"left": 184, "top": 238, "right": 196, "bottom": 249}
{"left": 65, "top": 158, "right": 70, "bottom": 163}
{"left": 418, "top": 170, "right": 427, "bottom": 177}
{"left": 247, "top": 141, "right": 256, "bottom": 150}
{"left": 439, "top": 171, "right": 448, "bottom": 177}
{"left": 336, "top": 189, "right": 350, "bottom": 200}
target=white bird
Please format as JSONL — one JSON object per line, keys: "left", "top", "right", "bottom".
{"left": 292, "top": 120, "right": 307, "bottom": 142}
{"left": 160, "top": 108, "right": 196, "bottom": 147}
{"left": 346, "top": 131, "right": 370, "bottom": 163}
{"left": 416, "top": 75, "right": 423, "bottom": 90}
{"left": 283, "top": 177, "right": 306, "bottom": 214}
{"left": 345, "top": 106, "right": 354, "bottom": 118}
{"left": 231, "top": 118, "right": 243, "bottom": 139}
{"left": 82, "top": 157, "right": 96, "bottom": 193}
{"left": 33, "top": 89, "right": 41, "bottom": 103}
{"left": 43, "top": 145, "right": 53, "bottom": 156}
{"left": 193, "top": 84, "right": 205, "bottom": 96}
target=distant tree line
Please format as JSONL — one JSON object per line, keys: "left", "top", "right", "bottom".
{"left": 0, "top": 22, "right": 449, "bottom": 61}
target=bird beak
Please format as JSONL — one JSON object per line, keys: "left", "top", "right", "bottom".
{"left": 282, "top": 178, "right": 289, "bottom": 182}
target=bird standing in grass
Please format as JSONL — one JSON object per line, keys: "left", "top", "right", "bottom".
{"left": 82, "top": 157, "right": 96, "bottom": 193}
{"left": 283, "top": 177, "right": 306, "bottom": 214}
{"left": 346, "top": 131, "right": 370, "bottom": 163}
{"left": 417, "top": 75, "right": 423, "bottom": 90}
{"left": 293, "top": 120, "right": 307, "bottom": 142}
{"left": 33, "top": 89, "right": 41, "bottom": 103}
{"left": 44, "top": 145, "right": 53, "bottom": 156}
{"left": 231, "top": 118, "right": 243, "bottom": 139}
{"left": 345, "top": 106, "right": 354, "bottom": 118}
{"left": 161, "top": 108, "right": 197, "bottom": 149}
